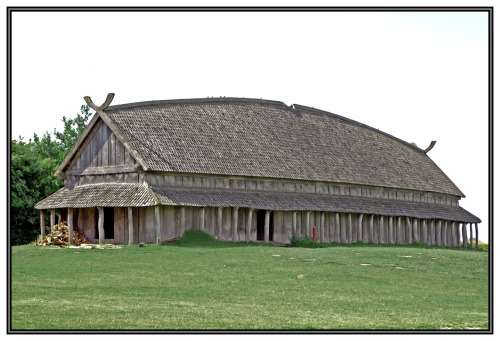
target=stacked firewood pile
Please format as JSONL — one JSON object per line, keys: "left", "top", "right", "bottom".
{"left": 37, "top": 222, "right": 91, "bottom": 246}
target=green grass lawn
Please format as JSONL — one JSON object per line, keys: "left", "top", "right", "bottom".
{"left": 11, "top": 231, "right": 489, "bottom": 331}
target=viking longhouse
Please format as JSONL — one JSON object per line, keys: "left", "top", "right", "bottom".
{"left": 35, "top": 94, "right": 481, "bottom": 247}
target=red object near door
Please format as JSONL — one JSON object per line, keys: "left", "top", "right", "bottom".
{"left": 313, "top": 226, "right": 317, "bottom": 241}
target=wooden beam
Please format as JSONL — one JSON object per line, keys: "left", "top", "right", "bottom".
{"left": 305, "top": 211, "right": 310, "bottom": 237}
{"left": 217, "top": 207, "right": 223, "bottom": 240}
{"left": 50, "top": 209, "right": 56, "bottom": 232}
{"left": 378, "top": 215, "right": 384, "bottom": 244}
{"left": 422, "top": 219, "right": 428, "bottom": 246}
{"left": 335, "top": 212, "right": 340, "bottom": 242}
{"left": 358, "top": 214, "right": 364, "bottom": 243}
{"left": 98, "top": 206, "right": 104, "bottom": 245}
{"left": 264, "top": 210, "right": 270, "bottom": 243}
{"left": 469, "top": 223, "right": 473, "bottom": 248}
{"left": 436, "top": 220, "right": 442, "bottom": 246}
{"left": 430, "top": 219, "right": 435, "bottom": 245}
{"left": 68, "top": 208, "right": 73, "bottom": 246}
{"left": 462, "top": 223, "right": 467, "bottom": 248}
{"left": 292, "top": 211, "right": 297, "bottom": 236}
{"left": 347, "top": 213, "right": 352, "bottom": 244}
{"left": 128, "top": 207, "right": 134, "bottom": 245}
{"left": 406, "top": 217, "right": 412, "bottom": 244}
{"left": 451, "top": 221, "right": 456, "bottom": 247}
{"left": 475, "top": 223, "right": 479, "bottom": 248}
{"left": 200, "top": 207, "right": 205, "bottom": 232}
{"left": 233, "top": 207, "right": 239, "bottom": 242}
{"left": 397, "top": 216, "right": 402, "bottom": 244}
{"left": 388, "top": 216, "right": 393, "bottom": 244}
{"left": 40, "top": 210, "right": 45, "bottom": 240}
{"left": 180, "top": 206, "right": 185, "bottom": 236}
{"left": 413, "top": 218, "right": 418, "bottom": 243}
{"left": 246, "top": 208, "right": 254, "bottom": 242}
{"left": 369, "top": 215, "right": 374, "bottom": 243}
{"left": 155, "top": 205, "right": 161, "bottom": 244}
{"left": 321, "top": 212, "right": 325, "bottom": 243}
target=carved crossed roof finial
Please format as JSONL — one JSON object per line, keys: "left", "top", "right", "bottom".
{"left": 424, "top": 141, "right": 436, "bottom": 153}
{"left": 84, "top": 93, "right": 115, "bottom": 111}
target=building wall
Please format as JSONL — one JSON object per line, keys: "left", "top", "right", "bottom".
{"left": 76, "top": 205, "right": 463, "bottom": 247}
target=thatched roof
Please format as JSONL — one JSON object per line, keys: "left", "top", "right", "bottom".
{"left": 81, "top": 97, "right": 462, "bottom": 197}
{"left": 34, "top": 183, "right": 480, "bottom": 223}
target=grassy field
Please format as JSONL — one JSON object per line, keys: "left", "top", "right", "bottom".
{"left": 10, "top": 231, "right": 489, "bottom": 331}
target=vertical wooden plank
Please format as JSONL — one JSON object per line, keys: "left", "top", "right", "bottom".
{"left": 200, "top": 207, "right": 205, "bottom": 233}
{"left": 469, "top": 223, "right": 473, "bottom": 248}
{"left": 347, "top": 213, "right": 352, "bottom": 244}
{"left": 98, "top": 206, "right": 104, "bottom": 245}
{"left": 422, "top": 219, "right": 427, "bottom": 246}
{"left": 378, "top": 216, "right": 384, "bottom": 244}
{"left": 451, "top": 221, "right": 456, "bottom": 247}
{"left": 429, "top": 220, "right": 435, "bottom": 245}
{"left": 67, "top": 208, "right": 73, "bottom": 246}
{"left": 396, "top": 217, "right": 402, "bottom": 244}
{"left": 412, "top": 218, "right": 418, "bottom": 243}
{"left": 264, "top": 210, "right": 270, "bottom": 243}
{"left": 40, "top": 210, "right": 45, "bottom": 240}
{"left": 320, "top": 212, "right": 326, "bottom": 243}
{"left": 217, "top": 207, "right": 223, "bottom": 240}
{"left": 369, "top": 215, "right": 374, "bottom": 243}
{"left": 388, "top": 216, "right": 393, "bottom": 244}
{"left": 246, "top": 208, "right": 253, "bottom": 242}
{"left": 128, "top": 207, "right": 134, "bottom": 245}
{"left": 475, "top": 223, "right": 479, "bottom": 248}
{"left": 305, "top": 211, "right": 310, "bottom": 237}
{"left": 232, "top": 207, "right": 239, "bottom": 242}
{"left": 406, "top": 217, "right": 412, "bottom": 244}
{"left": 155, "top": 206, "right": 161, "bottom": 244}
{"left": 101, "top": 126, "right": 109, "bottom": 167}
{"left": 334, "top": 212, "right": 341, "bottom": 243}
{"left": 109, "top": 132, "right": 116, "bottom": 166}
{"left": 357, "top": 214, "right": 364, "bottom": 243}
{"left": 50, "top": 209, "right": 55, "bottom": 232}
{"left": 436, "top": 219, "right": 442, "bottom": 246}
{"left": 292, "top": 211, "right": 297, "bottom": 236}
{"left": 116, "top": 136, "right": 124, "bottom": 166}
{"left": 180, "top": 206, "right": 186, "bottom": 236}
{"left": 462, "top": 223, "right": 468, "bottom": 248}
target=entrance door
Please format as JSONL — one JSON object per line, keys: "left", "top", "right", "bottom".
{"left": 256, "top": 210, "right": 273, "bottom": 241}
{"left": 95, "top": 207, "right": 115, "bottom": 240}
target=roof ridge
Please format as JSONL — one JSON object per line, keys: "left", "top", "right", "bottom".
{"left": 292, "top": 103, "right": 426, "bottom": 154}
{"left": 105, "top": 97, "right": 287, "bottom": 111}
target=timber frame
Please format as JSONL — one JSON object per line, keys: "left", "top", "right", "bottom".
{"left": 36, "top": 94, "right": 481, "bottom": 247}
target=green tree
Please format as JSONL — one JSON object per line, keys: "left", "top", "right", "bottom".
{"left": 10, "top": 105, "right": 92, "bottom": 245}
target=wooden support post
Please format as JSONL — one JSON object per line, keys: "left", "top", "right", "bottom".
{"left": 451, "top": 221, "right": 456, "bottom": 247}
{"left": 246, "top": 208, "right": 254, "bottom": 242}
{"left": 469, "top": 223, "right": 473, "bottom": 248}
{"left": 217, "top": 207, "right": 223, "bottom": 240}
{"left": 436, "top": 219, "right": 442, "bottom": 246}
{"left": 422, "top": 219, "right": 428, "bottom": 245}
{"left": 58, "top": 211, "right": 62, "bottom": 224}
{"left": 155, "top": 205, "right": 161, "bottom": 244}
{"left": 379, "top": 216, "right": 384, "bottom": 244}
{"left": 200, "top": 207, "right": 205, "bottom": 232}
{"left": 98, "top": 206, "right": 104, "bottom": 245}
{"left": 264, "top": 210, "right": 270, "bottom": 243}
{"left": 180, "top": 206, "right": 186, "bottom": 236}
{"left": 369, "top": 215, "right": 374, "bottom": 243}
{"left": 68, "top": 208, "right": 73, "bottom": 246}
{"left": 305, "top": 211, "right": 310, "bottom": 237}
{"left": 430, "top": 219, "right": 435, "bottom": 245}
{"left": 406, "top": 217, "right": 412, "bottom": 244}
{"left": 335, "top": 212, "right": 340, "bottom": 242}
{"left": 50, "top": 209, "right": 56, "bottom": 232}
{"left": 442, "top": 220, "right": 448, "bottom": 247}
{"left": 128, "top": 207, "right": 134, "bottom": 245}
{"left": 388, "top": 216, "right": 393, "bottom": 244}
{"left": 292, "top": 211, "right": 297, "bottom": 236}
{"left": 358, "top": 214, "right": 364, "bottom": 243}
{"left": 462, "top": 223, "right": 467, "bottom": 248}
{"left": 40, "top": 210, "right": 45, "bottom": 240}
{"left": 475, "top": 223, "right": 479, "bottom": 248}
{"left": 413, "top": 218, "right": 418, "bottom": 243}
{"left": 397, "top": 217, "right": 402, "bottom": 244}
{"left": 233, "top": 207, "right": 239, "bottom": 242}
{"left": 347, "top": 213, "right": 352, "bottom": 244}
{"left": 320, "top": 212, "right": 325, "bottom": 243}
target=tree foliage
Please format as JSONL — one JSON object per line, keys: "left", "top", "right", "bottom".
{"left": 10, "top": 105, "right": 92, "bottom": 245}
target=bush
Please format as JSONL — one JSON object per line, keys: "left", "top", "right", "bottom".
{"left": 288, "top": 233, "right": 323, "bottom": 248}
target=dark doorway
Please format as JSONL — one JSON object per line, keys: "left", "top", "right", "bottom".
{"left": 95, "top": 207, "right": 115, "bottom": 240}
{"left": 256, "top": 210, "right": 273, "bottom": 241}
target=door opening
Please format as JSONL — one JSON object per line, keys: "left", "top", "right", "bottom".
{"left": 95, "top": 207, "right": 115, "bottom": 240}
{"left": 256, "top": 210, "right": 273, "bottom": 241}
